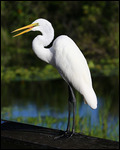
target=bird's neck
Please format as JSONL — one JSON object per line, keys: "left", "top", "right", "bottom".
{"left": 32, "top": 30, "right": 54, "bottom": 64}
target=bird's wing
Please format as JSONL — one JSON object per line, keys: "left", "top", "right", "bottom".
{"left": 52, "top": 35, "right": 97, "bottom": 109}
{"left": 53, "top": 35, "right": 92, "bottom": 90}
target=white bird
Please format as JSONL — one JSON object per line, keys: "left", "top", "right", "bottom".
{"left": 12, "top": 18, "right": 97, "bottom": 138}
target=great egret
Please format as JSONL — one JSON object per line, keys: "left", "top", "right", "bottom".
{"left": 12, "top": 18, "right": 97, "bottom": 138}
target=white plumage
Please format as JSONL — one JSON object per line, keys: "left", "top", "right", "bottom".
{"left": 31, "top": 19, "right": 97, "bottom": 109}
{"left": 52, "top": 35, "right": 97, "bottom": 109}
{"left": 12, "top": 18, "right": 97, "bottom": 137}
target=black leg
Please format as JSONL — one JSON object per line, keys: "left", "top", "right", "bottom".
{"left": 66, "top": 100, "right": 71, "bottom": 133}
{"left": 54, "top": 85, "right": 76, "bottom": 140}
{"left": 72, "top": 100, "right": 76, "bottom": 134}
{"left": 68, "top": 85, "right": 76, "bottom": 136}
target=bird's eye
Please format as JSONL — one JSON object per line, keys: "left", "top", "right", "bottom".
{"left": 35, "top": 23, "right": 39, "bottom": 27}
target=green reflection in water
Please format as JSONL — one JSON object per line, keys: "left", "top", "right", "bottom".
{"left": 1, "top": 76, "right": 119, "bottom": 141}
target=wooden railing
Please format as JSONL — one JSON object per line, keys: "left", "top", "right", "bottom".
{"left": 1, "top": 120, "right": 119, "bottom": 149}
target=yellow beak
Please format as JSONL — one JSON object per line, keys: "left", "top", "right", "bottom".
{"left": 12, "top": 23, "right": 38, "bottom": 37}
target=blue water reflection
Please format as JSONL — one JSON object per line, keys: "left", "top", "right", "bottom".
{"left": 2, "top": 96, "right": 118, "bottom": 131}
{"left": 1, "top": 77, "right": 119, "bottom": 141}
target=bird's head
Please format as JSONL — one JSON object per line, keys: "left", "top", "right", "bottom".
{"left": 12, "top": 18, "right": 53, "bottom": 37}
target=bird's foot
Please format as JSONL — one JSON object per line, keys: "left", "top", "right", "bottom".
{"left": 54, "top": 130, "right": 74, "bottom": 140}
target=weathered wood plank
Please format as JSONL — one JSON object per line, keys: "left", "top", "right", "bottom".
{"left": 1, "top": 120, "right": 119, "bottom": 149}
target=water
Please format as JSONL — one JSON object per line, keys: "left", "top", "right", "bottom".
{"left": 1, "top": 76, "right": 119, "bottom": 141}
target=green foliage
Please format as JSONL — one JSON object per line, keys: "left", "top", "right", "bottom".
{"left": 1, "top": 1, "right": 119, "bottom": 82}
{"left": 1, "top": 57, "right": 119, "bottom": 83}
{"left": 89, "top": 58, "right": 119, "bottom": 76}
{"left": 1, "top": 65, "right": 61, "bottom": 83}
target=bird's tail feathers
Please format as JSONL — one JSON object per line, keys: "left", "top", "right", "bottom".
{"left": 82, "top": 86, "right": 97, "bottom": 109}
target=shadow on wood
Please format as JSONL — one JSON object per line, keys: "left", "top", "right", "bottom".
{"left": 1, "top": 120, "right": 119, "bottom": 149}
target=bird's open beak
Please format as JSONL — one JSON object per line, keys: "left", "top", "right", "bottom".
{"left": 12, "top": 23, "right": 38, "bottom": 37}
